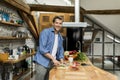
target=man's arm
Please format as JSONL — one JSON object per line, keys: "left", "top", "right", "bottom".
{"left": 60, "top": 58, "right": 64, "bottom": 64}
{"left": 44, "top": 53, "right": 60, "bottom": 66}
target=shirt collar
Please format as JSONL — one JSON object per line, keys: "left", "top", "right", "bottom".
{"left": 50, "top": 27, "right": 55, "bottom": 32}
{"left": 50, "top": 27, "right": 60, "bottom": 34}
{"left": 50, "top": 27, "right": 63, "bottom": 40}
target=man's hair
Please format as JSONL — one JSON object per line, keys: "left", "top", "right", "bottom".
{"left": 52, "top": 16, "right": 63, "bottom": 23}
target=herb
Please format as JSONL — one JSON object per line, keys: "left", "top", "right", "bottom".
{"left": 74, "top": 52, "right": 87, "bottom": 62}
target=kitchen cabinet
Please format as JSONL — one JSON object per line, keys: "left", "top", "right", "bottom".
{"left": 39, "top": 13, "right": 71, "bottom": 37}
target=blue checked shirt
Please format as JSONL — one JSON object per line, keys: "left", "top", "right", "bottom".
{"left": 34, "top": 27, "right": 64, "bottom": 68}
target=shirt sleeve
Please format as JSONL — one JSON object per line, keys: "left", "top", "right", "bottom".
{"left": 39, "top": 29, "right": 50, "bottom": 54}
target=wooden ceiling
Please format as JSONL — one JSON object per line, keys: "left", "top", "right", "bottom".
{"left": 3, "top": 0, "right": 120, "bottom": 40}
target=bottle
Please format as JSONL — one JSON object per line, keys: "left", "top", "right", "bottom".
{"left": 10, "top": 12, "right": 14, "bottom": 23}
{"left": 0, "top": 7, "right": 2, "bottom": 20}
{"left": 0, "top": 11, "right": 2, "bottom": 21}
{"left": 2, "top": 9, "right": 7, "bottom": 21}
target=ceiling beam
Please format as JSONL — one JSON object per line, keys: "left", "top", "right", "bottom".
{"left": 18, "top": 10, "right": 38, "bottom": 39}
{"left": 29, "top": 4, "right": 74, "bottom": 13}
{"left": 29, "top": 4, "right": 85, "bottom": 13}
{"left": 86, "top": 9, "right": 120, "bottom": 15}
{"left": 3, "top": 0, "right": 31, "bottom": 14}
{"left": 29, "top": 4, "right": 120, "bottom": 15}
{"left": 29, "top": 11, "right": 39, "bottom": 36}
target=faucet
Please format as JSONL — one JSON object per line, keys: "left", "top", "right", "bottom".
{"left": 76, "top": 41, "right": 81, "bottom": 52}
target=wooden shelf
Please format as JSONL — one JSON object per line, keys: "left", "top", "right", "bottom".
{"left": 13, "top": 68, "right": 31, "bottom": 80}
{"left": 0, "top": 36, "right": 30, "bottom": 40}
{"left": 0, "top": 20, "right": 22, "bottom": 27}
{"left": 2, "top": 52, "right": 35, "bottom": 64}
{"left": 0, "top": 53, "right": 35, "bottom": 80}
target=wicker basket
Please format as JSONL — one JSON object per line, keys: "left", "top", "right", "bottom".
{"left": 0, "top": 53, "right": 9, "bottom": 61}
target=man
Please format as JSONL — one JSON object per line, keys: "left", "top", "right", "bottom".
{"left": 34, "top": 16, "right": 64, "bottom": 80}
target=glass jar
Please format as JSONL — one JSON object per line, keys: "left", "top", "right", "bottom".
{"left": 0, "top": 7, "right": 3, "bottom": 21}
{"left": 68, "top": 55, "right": 73, "bottom": 64}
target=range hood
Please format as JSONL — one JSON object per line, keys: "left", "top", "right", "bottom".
{"left": 62, "top": 0, "right": 89, "bottom": 27}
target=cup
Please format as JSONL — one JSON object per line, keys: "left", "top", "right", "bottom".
{"left": 14, "top": 55, "right": 19, "bottom": 60}
{"left": 68, "top": 55, "right": 73, "bottom": 64}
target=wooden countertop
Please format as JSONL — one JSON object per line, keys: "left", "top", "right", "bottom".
{"left": 49, "top": 59, "right": 117, "bottom": 80}
{"left": 1, "top": 52, "right": 35, "bottom": 64}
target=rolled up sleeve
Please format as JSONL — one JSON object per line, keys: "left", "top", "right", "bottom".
{"left": 39, "top": 30, "right": 50, "bottom": 54}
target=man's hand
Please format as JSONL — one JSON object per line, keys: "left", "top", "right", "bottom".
{"left": 44, "top": 53, "right": 61, "bottom": 66}
{"left": 52, "top": 59, "right": 60, "bottom": 66}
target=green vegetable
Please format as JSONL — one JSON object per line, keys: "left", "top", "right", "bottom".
{"left": 74, "top": 52, "right": 87, "bottom": 62}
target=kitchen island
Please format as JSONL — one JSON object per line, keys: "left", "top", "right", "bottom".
{"left": 49, "top": 58, "right": 117, "bottom": 80}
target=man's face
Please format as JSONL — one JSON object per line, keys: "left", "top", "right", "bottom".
{"left": 53, "top": 19, "right": 63, "bottom": 32}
